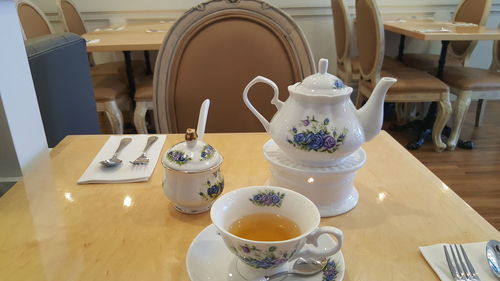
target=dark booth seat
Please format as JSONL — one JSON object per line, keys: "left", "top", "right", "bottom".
{"left": 25, "top": 33, "right": 99, "bottom": 147}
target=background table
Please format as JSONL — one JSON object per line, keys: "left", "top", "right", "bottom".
{"left": 383, "top": 20, "right": 500, "bottom": 149}
{"left": 0, "top": 132, "right": 498, "bottom": 280}
{"left": 82, "top": 21, "right": 174, "bottom": 93}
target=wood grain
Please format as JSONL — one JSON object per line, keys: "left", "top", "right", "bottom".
{"left": 389, "top": 100, "right": 500, "bottom": 230}
{"left": 82, "top": 22, "right": 174, "bottom": 52}
{"left": 0, "top": 131, "right": 498, "bottom": 281}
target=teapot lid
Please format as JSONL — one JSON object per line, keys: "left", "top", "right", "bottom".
{"left": 292, "top": 58, "right": 349, "bottom": 96}
{"left": 162, "top": 128, "right": 222, "bottom": 172}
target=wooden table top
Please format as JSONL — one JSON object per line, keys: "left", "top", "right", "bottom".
{"left": 0, "top": 132, "right": 498, "bottom": 280}
{"left": 384, "top": 20, "right": 500, "bottom": 40}
{"left": 82, "top": 22, "right": 174, "bottom": 52}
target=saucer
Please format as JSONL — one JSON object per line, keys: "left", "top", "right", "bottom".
{"left": 186, "top": 224, "right": 345, "bottom": 281}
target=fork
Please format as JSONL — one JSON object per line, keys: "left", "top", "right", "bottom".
{"left": 444, "top": 244, "right": 481, "bottom": 281}
{"left": 130, "top": 136, "right": 158, "bottom": 165}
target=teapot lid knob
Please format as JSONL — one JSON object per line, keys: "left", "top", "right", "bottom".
{"left": 318, "top": 58, "right": 328, "bottom": 74}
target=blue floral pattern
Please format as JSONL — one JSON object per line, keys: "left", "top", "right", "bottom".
{"left": 166, "top": 150, "right": 192, "bottom": 166}
{"left": 237, "top": 244, "right": 294, "bottom": 269}
{"left": 249, "top": 190, "right": 285, "bottom": 207}
{"left": 287, "top": 116, "right": 347, "bottom": 153}
{"left": 322, "top": 259, "right": 339, "bottom": 281}
{"left": 199, "top": 171, "right": 224, "bottom": 201}
{"left": 333, "top": 79, "right": 344, "bottom": 89}
{"left": 200, "top": 144, "right": 215, "bottom": 160}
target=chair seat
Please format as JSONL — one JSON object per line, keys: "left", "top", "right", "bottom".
{"left": 91, "top": 60, "right": 145, "bottom": 79}
{"left": 361, "top": 66, "right": 449, "bottom": 95}
{"left": 402, "top": 53, "right": 463, "bottom": 71}
{"left": 381, "top": 57, "right": 406, "bottom": 70}
{"left": 134, "top": 76, "right": 153, "bottom": 101}
{"left": 92, "top": 75, "right": 127, "bottom": 102}
{"left": 438, "top": 66, "right": 500, "bottom": 91}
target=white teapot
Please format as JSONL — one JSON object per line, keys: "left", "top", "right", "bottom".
{"left": 243, "top": 58, "right": 397, "bottom": 167}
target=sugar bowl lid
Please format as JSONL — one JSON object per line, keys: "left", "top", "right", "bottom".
{"left": 291, "top": 58, "right": 349, "bottom": 96}
{"left": 162, "top": 128, "right": 222, "bottom": 172}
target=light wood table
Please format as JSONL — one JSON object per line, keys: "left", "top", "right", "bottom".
{"left": 383, "top": 20, "right": 500, "bottom": 150}
{"left": 0, "top": 132, "right": 498, "bottom": 280}
{"left": 82, "top": 21, "right": 174, "bottom": 93}
{"left": 82, "top": 22, "right": 174, "bottom": 52}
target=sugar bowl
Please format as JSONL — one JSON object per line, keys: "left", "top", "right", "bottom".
{"left": 162, "top": 128, "right": 224, "bottom": 214}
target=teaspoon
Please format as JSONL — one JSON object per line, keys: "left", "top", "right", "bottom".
{"left": 487, "top": 240, "right": 500, "bottom": 279}
{"left": 250, "top": 257, "right": 328, "bottom": 281}
{"left": 100, "top": 138, "right": 132, "bottom": 167}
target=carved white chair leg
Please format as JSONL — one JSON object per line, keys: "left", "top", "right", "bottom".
{"left": 103, "top": 101, "right": 124, "bottom": 134}
{"left": 475, "top": 99, "right": 487, "bottom": 127}
{"left": 395, "top": 103, "right": 405, "bottom": 124}
{"left": 432, "top": 93, "right": 452, "bottom": 152}
{"left": 134, "top": 101, "right": 149, "bottom": 134}
{"left": 447, "top": 90, "right": 472, "bottom": 151}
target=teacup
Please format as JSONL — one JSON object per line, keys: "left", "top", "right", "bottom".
{"left": 210, "top": 186, "right": 343, "bottom": 278}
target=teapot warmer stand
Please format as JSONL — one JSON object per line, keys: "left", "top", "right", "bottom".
{"left": 263, "top": 139, "right": 366, "bottom": 217}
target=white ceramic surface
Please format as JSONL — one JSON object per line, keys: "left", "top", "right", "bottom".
{"left": 187, "top": 224, "right": 345, "bottom": 281}
{"left": 162, "top": 136, "right": 221, "bottom": 172}
{"left": 210, "top": 186, "right": 343, "bottom": 279}
{"left": 263, "top": 140, "right": 366, "bottom": 217}
{"left": 243, "top": 58, "right": 396, "bottom": 167}
{"left": 162, "top": 166, "right": 223, "bottom": 214}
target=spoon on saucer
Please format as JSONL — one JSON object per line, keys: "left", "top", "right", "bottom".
{"left": 486, "top": 240, "right": 500, "bottom": 279}
{"left": 250, "top": 257, "right": 329, "bottom": 281}
{"left": 100, "top": 137, "right": 132, "bottom": 167}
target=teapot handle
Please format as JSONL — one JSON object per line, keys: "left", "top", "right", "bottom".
{"left": 242, "top": 76, "right": 284, "bottom": 133}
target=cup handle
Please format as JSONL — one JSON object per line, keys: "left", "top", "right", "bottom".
{"left": 242, "top": 76, "right": 284, "bottom": 133}
{"left": 294, "top": 226, "right": 343, "bottom": 258}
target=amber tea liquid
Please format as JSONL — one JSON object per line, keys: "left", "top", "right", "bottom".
{"left": 228, "top": 213, "right": 301, "bottom": 241}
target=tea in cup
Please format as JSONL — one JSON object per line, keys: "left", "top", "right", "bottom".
{"left": 210, "top": 186, "right": 343, "bottom": 278}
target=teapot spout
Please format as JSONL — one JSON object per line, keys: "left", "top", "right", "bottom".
{"left": 356, "top": 77, "right": 397, "bottom": 142}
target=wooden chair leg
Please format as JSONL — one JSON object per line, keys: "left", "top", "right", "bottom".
{"left": 475, "top": 99, "right": 487, "bottom": 127}
{"left": 446, "top": 91, "right": 472, "bottom": 151}
{"left": 103, "top": 101, "right": 124, "bottom": 134}
{"left": 355, "top": 88, "right": 365, "bottom": 108}
{"left": 432, "top": 93, "right": 452, "bottom": 152}
{"left": 134, "top": 101, "right": 149, "bottom": 134}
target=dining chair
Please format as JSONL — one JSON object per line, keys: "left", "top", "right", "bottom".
{"left": 401, "top": 0, "right": 492, "bottom": 70}
{"left": 153, "top": 0, "right": 315, "bottom": 133}
{"left": 16, "top": 0, "right": 54, "bottom": 39}
{"left": 438, "top": 33, "right": 500, "bottom": 150}
{"left": 331, "top": 0, "right": 404, "bottom": 86}
{"left": 355, "top": 0, "right": 452, "bottom": 151}
{"left": 331, "top": 0, "right": 359, "bottom": 85}
{"left": 133, "top": 76, "right": 153, "bottom": 134}
{"left": 56, "top": 0, "right": 144, "bottom": 79}
{"left": 475, "top": 30, "right": 500, "bottom": 126}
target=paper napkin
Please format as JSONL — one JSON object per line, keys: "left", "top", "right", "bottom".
{"left": 415, "top": 28, "right": 452, "bottom": 33}
{"left": 419, "top": 242, "right": 497, "bottom": 281}
{"left": 78, "top": 135, "right": 166, "bottom": 184}
{"left": 86, "top": 39, "right": 101, "bottom": 44}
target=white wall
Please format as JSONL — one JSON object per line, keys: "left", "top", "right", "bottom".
{"left": 34, "top": 0, "right": 500, "bottom": 71}
{"left": 0, "top": 0, "right": 48, "bottom": 182}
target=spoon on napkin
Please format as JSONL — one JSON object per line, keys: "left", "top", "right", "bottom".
{"left": 100, "top": 137, "right": 132, "bottom": 167}
{"left": 487, "top": 240, "right": 500, "bottom": 279}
